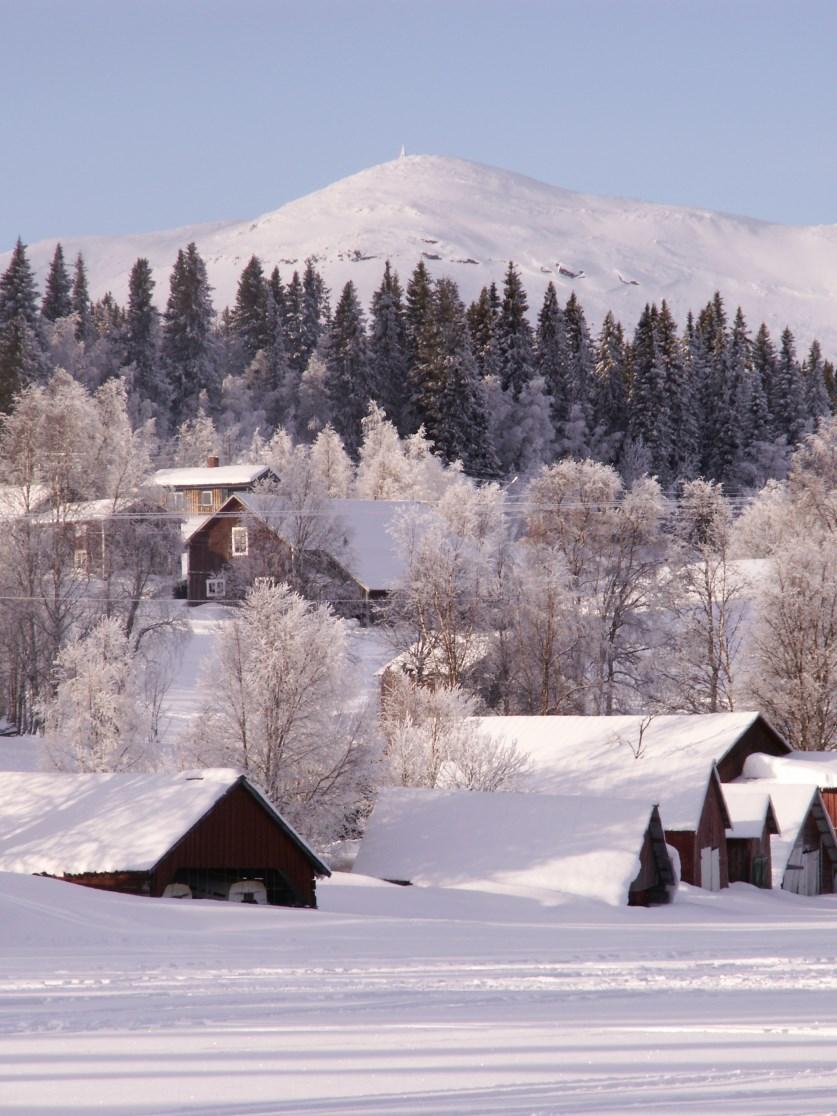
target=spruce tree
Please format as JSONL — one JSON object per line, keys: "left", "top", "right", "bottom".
{"left": 629, "top": 303, "right": 669, "bottom": 478}
{"left": 592, "top": 311, "right": 629, "bottom": 457}
{"left": 301, "top": 258, "right": 330, "bottom": 370}
{"left": 368, "top": 261, "right": 409, "bottom": 431}
{"left": 0, "top": 238, "right": 47, "bottom": 410}
{"left": 232, "top": 255, "right": 270, "bottom": 364}
{"left": 283, "top": 271, "right": 305, "bottom": 376}
{"left": 124, "top": 257, "right": 166, "bottom": 411}
{"left": 775, "top": 327, "right": 806, "bottom": 444}
{"left": 535, "top": 282, "right": 570, "bottom": 424}
{"left": 752, "top": 323, "right": 779, "bottom": 439}
{"left": 161, "top": 242, "right": 217, "bottom": 426}
{"left": 323, "top": 281, "right": 372, "bottom": 456}
{"left": 801, "top": 339, "right": 832, "bottom": 425}
{"left": 561, "top": 291, "right": 595, "bottom": 453}
{"left": 41, "top": 243, "right": 73, "bottom": 321}
{"left": 71, "top": 252, "right": 92, "bottom": 343}
{"left": 412, "top": 277, "right": 496, "bottom": 474}
{"left": 466, "top": 283, "right": 501, "bottom": 380}
{"left": 404, "top": 260, "right": 434, "bottom": 432}
{"left": 655, "top": 299, "right": 697, "bottom": 482}
{"left": 496, "top": 262, "right": 534, "bottom": 398}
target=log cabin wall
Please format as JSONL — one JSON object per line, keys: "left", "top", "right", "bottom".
{"left": 150, "top": 781, "right": 321, "bottom": 907}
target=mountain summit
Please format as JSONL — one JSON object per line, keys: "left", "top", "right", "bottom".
{"left": 7, "top": 154, "right": 837, "bottom": 352}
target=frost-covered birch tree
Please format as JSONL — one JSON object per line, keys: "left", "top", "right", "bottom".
{"left": 187, "top": 582, "right": 375, "bottom": 842}
{"left": 43, "top": 617, "right": 155, "bottom": 772}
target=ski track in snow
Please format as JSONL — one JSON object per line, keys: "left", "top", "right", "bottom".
{"left": 5, "top": 876, "right": 837, "bottom": 1112}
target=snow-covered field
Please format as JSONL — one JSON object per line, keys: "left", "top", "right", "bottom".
{"left": 4, "top": 871, "right": 837, "bottom": 1114}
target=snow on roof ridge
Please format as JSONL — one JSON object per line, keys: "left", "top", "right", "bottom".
{"left": 469, "top": 713, "right": 763, "bottom": 831}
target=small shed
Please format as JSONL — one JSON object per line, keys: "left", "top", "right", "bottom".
{"left": 749, "top": 783, "right": 837, "bottom": 894}
{"left": 722, "top": 785, "right": 779, "bottom": 888}
{"left": 0, "top": 769, "right": 330, "bottom": 907}
{"left": 354, "top": 787, "right": 676, "bottom": 906}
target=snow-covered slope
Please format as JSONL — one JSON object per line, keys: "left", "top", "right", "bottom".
{"left": 7, "top": 154, "right": 837, "bottom": 352}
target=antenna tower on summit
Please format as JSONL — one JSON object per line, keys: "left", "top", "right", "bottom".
{"left": 399, "top": 144, "right": 407, "bottom": 159}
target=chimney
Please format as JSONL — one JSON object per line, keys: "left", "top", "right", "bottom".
{"left": 207, "top": 455, "right": 219, "bottom": 468}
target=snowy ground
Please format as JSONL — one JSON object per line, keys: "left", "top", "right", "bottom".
{"left": 4, "top": 872, "right": 837, "bottom": 1114}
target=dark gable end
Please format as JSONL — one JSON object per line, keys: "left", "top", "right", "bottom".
{"left": 148, "top": 775, "right": 329, "bottom": 907}
{"left": 715, "top": 714, "right": 792, "bottom": 783}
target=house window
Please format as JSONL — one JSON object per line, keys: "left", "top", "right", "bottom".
{"left": 231, "top": 526, "right": 248, "bottom": 556}
{"left": 254, "top": 576, "right": 276, "bottom": 589}
{"left": 74, "top": 549, "right": 89, "bottom": 572}
{"left": 199, "top": 489, "right": 213, "bottom": 511}
{"left": 170, "top": 491, "right": 185, "bottom": 512}
{"left": 206, "top": 577, "right": 226, "bottom": 598}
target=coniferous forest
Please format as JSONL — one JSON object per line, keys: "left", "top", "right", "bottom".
{"left": 1, "top": 238, "right": 833, "bottom": 488}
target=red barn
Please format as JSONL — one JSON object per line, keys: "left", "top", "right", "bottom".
{"left": 0, "top": 770, "right": 330, "bottom": 907}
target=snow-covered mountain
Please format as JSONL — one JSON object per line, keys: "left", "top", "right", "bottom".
{"left": 7, "top": 154, "right": 837, "bottom": 354}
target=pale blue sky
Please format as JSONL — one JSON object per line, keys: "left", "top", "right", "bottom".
{"left": 2, "top": 0, "right": 836, "bottom": 250}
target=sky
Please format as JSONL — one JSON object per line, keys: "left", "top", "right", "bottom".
{"left": 3, "top": 0, "right": 837, "bottom": 251}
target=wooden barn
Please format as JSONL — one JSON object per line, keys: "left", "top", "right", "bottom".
{"left": 353, "top": 787, "right": 677, "bottom": 906}
{"left": 468, "top": 714, "right": 790, "bottom": 891}
{"left": 184, "top": 493, "right": 417, "bottom": 611}
{"left": 0, "top": 770, "right": 330, "bottom": 907}
{"left": 722, "top": 785, "right": 779, "bottom": 888}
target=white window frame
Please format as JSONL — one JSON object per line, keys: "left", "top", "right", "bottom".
{"left": 198, "top": 489, "right": 213, "bottom": 511}
{"left": 170, "top": 491, "right": 185, "bottom": 512}
{"left": 254, "top": 576, "right": 276, "bottom": 589}
{"left": 206, "top": 576, "right": 226, "bottom": 599}
{"left": 73, "top": 548, "right": 89, "bottom": 572}
{"left": 231, "top": 526, "right": 249, "bottom": 557}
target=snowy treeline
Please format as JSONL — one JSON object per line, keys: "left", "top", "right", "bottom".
{"left": 1, "top": 240, "right": 833, "bottom": 488}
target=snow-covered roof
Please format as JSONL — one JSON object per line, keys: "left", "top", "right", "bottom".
{"left": 722, "top": 784, "right": 779, "bottom": 840}
{"left": 236, "top": 494, "right": 418, "bottom": 593}
{"left": 153, "top": 464, "right": 269, "bottom": 489}
{"left": 353, "top": 787, "right": 665, "bottom": 905}
{"left": 329, "top": 498, "right": 417, "bottom": 592}
{"left": 470, "top": 714, "right": 763, "bottom": 830}
{"left": 0, "top": 769, "right": 327, "bottom": 877}
{"left": 0, "top": 484, "right": 49, "bottom": 518}
{"left": 377, "top": 633, "right": 492, "bottom": 681}
{"left": 743, "top": 751, "right": 837, "bottom": 787}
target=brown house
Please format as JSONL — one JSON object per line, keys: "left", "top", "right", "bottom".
{"left": 0, "top": 770, "right": 330, "bottom": 907}
{"left": 722, "top": 785, "right": 780, "bottom": 888}
{"left": 184, "top": 493, "right": 416, "bottom": 612}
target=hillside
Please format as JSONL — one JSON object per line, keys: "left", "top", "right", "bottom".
{"left": 6, "top": 153, "right": 837, "bottom": 353}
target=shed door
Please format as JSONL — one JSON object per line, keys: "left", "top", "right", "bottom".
{"left": 784, "top": 844, "right": 821, "bottom": 895}
{"left": 804, "top": 849, "right": 821, "bottom": 896}
{"left": 700, "top": 846, "right": 721, "bottom": 891}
